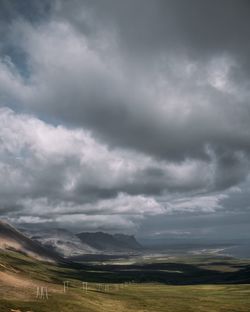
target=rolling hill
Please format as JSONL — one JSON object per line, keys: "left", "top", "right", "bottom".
{"left": 0, "top": 220, "right": 60, "bottom": 262}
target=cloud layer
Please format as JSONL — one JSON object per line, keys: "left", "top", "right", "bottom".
{"left": 0, "top": 0, "right": 250, "bottom": 235}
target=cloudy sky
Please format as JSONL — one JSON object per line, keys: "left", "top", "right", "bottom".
{"left": 0, "top": 0, "right": 250, "bottom": 239}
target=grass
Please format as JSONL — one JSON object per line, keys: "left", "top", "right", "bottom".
{"left": 1, "top": 283, "right": 250, "bottom": 312}
{"left": 0, "top": 250, "right": 250, "bottom": 312}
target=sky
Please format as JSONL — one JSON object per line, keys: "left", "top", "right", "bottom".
{"left": 0, "top": 0, "right": 250, "bottom": 240}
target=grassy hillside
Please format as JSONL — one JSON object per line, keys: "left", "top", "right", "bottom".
{"left": 0, "top": 250, "right": 250, "bottom": 312}
{"left": 1, "top": 283, "right": 250, "bottom": 312}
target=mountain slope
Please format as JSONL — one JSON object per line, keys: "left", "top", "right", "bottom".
{"left": 0, "top": 220, "right": 60, "bottom": 262}
{"left": 77, "top": 232, "right": 142, "bottom": 252}
{"left": 114, "top": 233, "right": 142, "bottom": 249}
{"left": 25, "top": 228, "right": 97, "bottom": 257}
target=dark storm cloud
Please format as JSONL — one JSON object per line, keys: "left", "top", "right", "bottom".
{"left": 0, "top": 0, "right": 51, "bottom": 53}
{"left": 11, "top": 0, "right": 249, "bottom": 167}
{"left": 56, "top": 0, "right": 250, "bottom": 85}
{"left": 0, "top": 0, "right": 250, "bottom": 233}
{"left": 213, "top": 150, "right": 250, "bottom": 190}
{"left": 0, "top": 0, "right": 52, "bottom": 23}
{"left": 56, "top": 0, "right": 250, "bottom": 53}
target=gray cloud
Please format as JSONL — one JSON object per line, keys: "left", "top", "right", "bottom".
{"left": 0, "top": 1, "right": 250, "bottom": 234}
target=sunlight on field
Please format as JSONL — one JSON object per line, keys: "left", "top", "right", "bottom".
{"left": 1, "top": 251, "right": 250, "bottom": 312}
{"left": 1, "top": 282, "right": 250, "bottom": 312}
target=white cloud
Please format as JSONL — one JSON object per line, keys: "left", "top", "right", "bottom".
{"left": 165, "top": 194, "right": 228, "bottom": 213}
{"left": 0, "top": 106, "right": 233, "bottom": 229}
{"left": 152, "top": 230, "right": 191, "bottom": 236}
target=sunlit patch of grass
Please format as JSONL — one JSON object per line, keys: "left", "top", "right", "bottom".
{"left": 1, "top": 250, "right": 250, "bottom": 311}
{"left": 1, "top": 283, "right": 250, "bottom": 312}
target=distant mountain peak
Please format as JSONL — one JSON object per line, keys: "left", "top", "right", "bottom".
{"left": 76, "top": 231, "right": 142, "bottom": 252}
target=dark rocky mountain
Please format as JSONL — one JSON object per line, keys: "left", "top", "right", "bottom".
{"left": 77, "top": 231, "right": 142, "bottom": 252}
{"left": 0, "top": 220, "right": 61, "bottom": 262}
{"left": 113, "top": 233, "right": 142, "bottom": 250}
{"left": 1, "top": 220, "right": 142, "bottom": 260}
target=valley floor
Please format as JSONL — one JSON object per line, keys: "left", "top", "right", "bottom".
{"left": 1, "top": 283, "right": 250, "bottom": 312}
{"left": 1, "top": 251, "right": 250, "bottom": 312}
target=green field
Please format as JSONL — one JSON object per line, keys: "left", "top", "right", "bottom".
{"left": 1, "top": 251, "right": 250, "bottom": 312}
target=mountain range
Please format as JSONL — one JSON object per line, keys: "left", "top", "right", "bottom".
{"left": 24, "top": 228, "right": 97, "bottom": 257}
{"left": 0, "top": 220, "right": 142, "bottom": 260}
